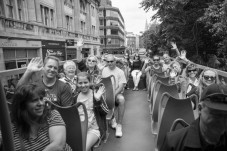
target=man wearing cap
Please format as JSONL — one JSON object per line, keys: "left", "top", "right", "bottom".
{"left": 161, "top": 83, "right": 227, "bottom": 151}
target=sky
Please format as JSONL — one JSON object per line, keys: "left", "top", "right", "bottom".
{"left": 111, "top": 0, "right": 156, "bottom": 35}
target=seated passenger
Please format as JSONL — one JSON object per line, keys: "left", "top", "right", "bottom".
{"left": 59, "top": 60, "right": 77, "bottom": 95}
{"left": 0, "top": 83, "right": 72, "bottom": 151}
{"left": 17, "top": 56, "right": 73, "bottom": 107}
{"left": 76, "top": 72, "right": 108, "bottom": 151}
{"left": 184, "top": 64, "right": 199, "bottom": 98}
{"left": 142, "top": 55, "right": 163, "bottom": 76}
{"left": 198, "top": 68, "right": 220, "bottom": 99}
{"left": 131, "top": 54, "right": 143, "bottom": 91}
{"left": 102, "top": 54, "right": 127, "bottom": 137}
{"left": 161, "top": 83, "right": 227, "bottom": 151}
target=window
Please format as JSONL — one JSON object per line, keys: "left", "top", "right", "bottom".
{"left": 40, "top": 5, "right": 54, "bottom": 27}
{"left": 3, "top": 49, "right": 38, "bottom": 70}
{"left": 92, "top": 25, "right": 95, "bottom": 35}
{"left": 50, "top": 9, "right": 54, "bottom": 27}
{"left": 80, "top": 21, "right": 85, "bottom": 33}
{"left": 100, "top": 29, "right": 104, "bottom": 35}
{"left": 99, "top": 10, "right": 103, "bottom": 16}
{"left": 111, "top": 29, "right": 118, "bottom": 35}
{"left": 107, "top": 38, "right": 111, "bottom": 44}
{"left": 66, "top": 15, "right": 72, "bottom": 31}
{"left": 91, "top": 5, "right": 95, "bottom": 17}
{"left": 110, "top": 20, "right": 118, "bottom": 26}
{"left": 6, "top": 0, "right": 14, "bottom": 18}
{"left": 100, "top": 20, "right": 103, "bottom": 25}
{"left": 0, "top": 0, "right": 4, "bottom": 16}
{"left": 17, "top": 0, "right": 24, "bottom": 21}
{"left": 80, "top": 0, "right": 86, "bottom": 13}
{"left": 100, "top": 39, "right": 104, "bottom": 44}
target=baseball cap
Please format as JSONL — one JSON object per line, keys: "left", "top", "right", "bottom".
{"left": 200, "top": 83, "right": 227, "bottom": 111}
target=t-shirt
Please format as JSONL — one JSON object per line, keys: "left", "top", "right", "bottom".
{"left": 12, "top": 110, "right": 72, "bottom": 151}
{"left": 35, "top": 78, "right": 73, "bottom": 106}
{"left": 102, "top": 66, "right": 127, "bottom": 90}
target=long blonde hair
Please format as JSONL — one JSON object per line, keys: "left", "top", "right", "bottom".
{"left": 198, "top": 68, "right": 220, "bottom": 99}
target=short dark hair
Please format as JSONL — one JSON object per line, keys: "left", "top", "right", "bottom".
{"left": 77, "top": 72, "right": 91, "bottom": 82}
{"left": 11, "top": 83, "right": 49, "bottom": 139}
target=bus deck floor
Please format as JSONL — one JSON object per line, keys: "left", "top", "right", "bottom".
{"left": 95, "top": 89, "right": 155, "bottom": 151}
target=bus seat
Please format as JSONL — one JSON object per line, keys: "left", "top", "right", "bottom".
{"left": 100, "top": 75, "right": 116, "bottom": 143}
{"left": 151, "top": 81, "right": 179, "bottom": 134}
{"left": 156, "top": 93, "right": 198, "bottom": 150}
{"left": 48, "top": 101, "right": 88, "bottom": 151}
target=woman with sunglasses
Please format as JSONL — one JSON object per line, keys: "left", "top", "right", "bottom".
{"left": 131, "top": 54, "right": 143, "bottom": 90}
{"left": 142, "top": 55, "right": 163, "bottom": 77}
{"left": 182, "top": 64, "right": 200, "bottom": 98}
{"left": 198, "top": 68, "right": 220, "bottom": 99}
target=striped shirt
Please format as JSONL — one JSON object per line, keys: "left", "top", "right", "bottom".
{"left": 12, "top": 110, "right": 72, "bottom": 151}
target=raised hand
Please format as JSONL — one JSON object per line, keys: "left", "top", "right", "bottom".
{"left": 94, "top": 86, "right": 105, "bottom": 101}
{"left": 27, "top": 57, "right": 43, "bottom": 72}
{"left": 93, "top": 75, "right": 102, "bottom": 85}
{"left": 170, "top": 42, "right": 178, "bottom": 50}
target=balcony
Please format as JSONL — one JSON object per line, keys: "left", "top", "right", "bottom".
{"left": 0, "top": 16, "right": 99, "bottom": 44}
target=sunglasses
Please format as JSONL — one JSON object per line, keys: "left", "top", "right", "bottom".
{"left": 203, "top": 75, "right": 215, "bottom": 81}
{"left": 106, "top": 60, "right": 114, "bottom": 63}
{"left": 153, "top": 59, "right": 160, "bottom": 61}
{"left": 88, "top": 59, "right": 96, "bottom": 63}
{"left": 188, "top": 69, "right": 196, "bottom": 73}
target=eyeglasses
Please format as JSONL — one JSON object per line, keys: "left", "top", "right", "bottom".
{"left": 106, "top": 60, "right": 115, "bottom": 63}
{"left": 188, "top": 69, "right": 196, "bottom": 73}
{"left": 153, "top": 59, "right": 160, "bottom": 61}
{"left": 203, "top": 75, "right": 215, "bottom": 81}
{"left": 88, "top": 59, "right": 96, "bottom": 63}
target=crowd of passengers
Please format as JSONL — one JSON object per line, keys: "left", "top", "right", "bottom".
{"left": 0, "top": 41, "right": 227, "bottom": 151}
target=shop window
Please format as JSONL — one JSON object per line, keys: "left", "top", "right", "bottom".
{"left": 16, "top": 49, "right": 27, "bottom": 58}
{"left": 5, "top": 61, "right": 16, "bottom": 70}
{"left": 6, "top": 0, "right": 14, "bottom": 18}
{"left": 3, "top": 49, "right": 15, "bottom": 60}
{"left": 28, "top": 49, "right": 37, "bottom": 58}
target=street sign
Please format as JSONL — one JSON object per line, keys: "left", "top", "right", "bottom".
{"left": 66, "top": 39, "right": 74, "bottom": 46}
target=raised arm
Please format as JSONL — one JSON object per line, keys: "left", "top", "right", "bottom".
{"left": 17, "top": 57, "right": 43, "bottom": 87}
{"left": 142, "top": 59, "right": 149, "bottom": 74}
{"left": 170, "top": 42, "right": 180, "bottom": 57}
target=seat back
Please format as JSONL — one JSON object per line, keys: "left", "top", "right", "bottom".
{"left": 101, "top": 75, "right": 115, "bottom": 120}
{"left": 152, "top": 81, "right": 179, "bottom": 122}
{"left": 156, "top": 93, "right": 198, "bottom": 150}
{"left": 49, "top": 102, "right": 88, "bottom": 151}
{"left": 149, "top": 74, "right": 168, "bottom": 102}
{"left": 0, "top": 80, "right": 15, "bottom": 151}
{"left": 156, "top": 76, "right": 170, "bottom": 85}
{"left": 154, "top": 72, "right": 165, "bottom": 77}
{"left": 169, "top": 118, "right": 189, "bottom": 132}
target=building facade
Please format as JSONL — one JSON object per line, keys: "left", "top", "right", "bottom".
{"left": 99, "top": 0, "right": 125, "bottom": 54}
{"left": 126, "top": 32, "right": 140, "bottom": 54}
{"left": 0, "top": 0, "right": 100, "bottom": 85}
